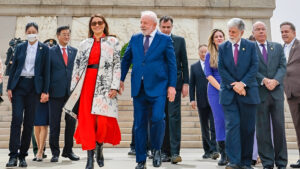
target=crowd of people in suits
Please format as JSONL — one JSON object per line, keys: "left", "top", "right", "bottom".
{"left": 2, "top": 9, "right": 300, "bottom": 169}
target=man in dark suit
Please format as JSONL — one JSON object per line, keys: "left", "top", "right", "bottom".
{"left": 120, "top": 11, "right": 177, "bottom": 169}
{"left": 253, "top": 21, "right": 287, "bottom": 169}
{"left": 48, "top": 26, "right": 79, "bottom": 162}
{"left": 6, "top": 22, "right": 50, "bottom": 167}
{"left": 280, "top": 22, "right": 300, "bottom": 168}
{"left": 189, "top": 44, "right": 218, "bottom": 159}
{"left": 158, "top": 16, "right": 189, "bottom": 164}
{"left": 218, "top": 18, "right": 260, "bottom": 169}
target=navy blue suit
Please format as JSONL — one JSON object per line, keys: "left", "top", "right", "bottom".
{"left": 121, "top": 31, "right": 177, "bottom": 163}
{"left": 7, "top": 41, "right": 50, "bottom": 158}
{"left": 48, "top": 45, "right": 77, "bottom": 157}
{"left": 218, "top": 39, "right": 260, "bottom": 167}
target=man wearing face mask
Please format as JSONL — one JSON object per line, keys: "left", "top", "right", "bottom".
{"left": 158, "top": 15, "right": 189, "bottom": 164}
{"left": 6, "top": 22, "right": 50, "bottom": 168}
{"left": 120, "top": 11, "right": 177, "bottom": 169}
{"left": 218, "top": 18, "right": 260, "bottom": 169}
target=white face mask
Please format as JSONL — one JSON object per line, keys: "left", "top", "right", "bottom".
{"left": 27, "top": 34, "right": 38, "bottom": 42}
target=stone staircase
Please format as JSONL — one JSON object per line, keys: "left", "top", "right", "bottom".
{"left": 0, "top": 75, "right": 297, "bottom": 149}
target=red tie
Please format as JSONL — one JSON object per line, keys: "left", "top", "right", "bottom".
{"left": 62, "top": 48, "right": 68, "bottom": 66}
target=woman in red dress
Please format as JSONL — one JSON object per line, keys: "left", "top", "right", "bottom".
{"left": 65, "top": 14, "right": 121, "bottom": 169}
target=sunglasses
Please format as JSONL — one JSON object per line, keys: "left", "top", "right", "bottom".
{"left": 91, "top": 21, "right": 104, "bottom": 26}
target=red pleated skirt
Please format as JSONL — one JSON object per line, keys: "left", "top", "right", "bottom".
{"left": 74, "top": 67, "right": 121, "bottom": 150}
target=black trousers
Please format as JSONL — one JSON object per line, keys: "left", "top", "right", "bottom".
{"left": 197, "top": 105, "right": 217, "bottom": 154}
{"left": 162, "top": 88, "right": 182, "bottom": 156}
{"left": 49, "top": 96, "right": 76, "bottom": 156}
{"left": 9, "top": 77, "right": 39, "bottom": 158}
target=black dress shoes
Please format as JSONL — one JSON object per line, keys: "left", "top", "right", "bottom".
{"left": 277, "top": 167, "right": 286, "bottom": 169}
{"left": 62, "top": 152, "right": 80, "bottom": 161}
{"left": 202, "top": 153, "right": 211, "bottom": 159}
{"left": 161, "top": 153, "right": 171, "bottom": 162}
{"left": 50, "top": 156, "right": 59, "bottom": 162}
{"left": 6, "top": 157, "right": 17, "bottom": 167}
{"left": 19, "top": 157, "right": 27, "bottom": 167}
{"left": 291, "top": 160, "right": 300, "bottom": 168}
{"left": 152, "top": 150, "right": 162, "bottom": 167}
{"left": 128, "top": 148, "right": 136, "bottom": 155}
{"left": 136, "top": 161, "right": 146, "bottom": 169}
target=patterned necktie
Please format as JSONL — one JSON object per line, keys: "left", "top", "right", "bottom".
{"left": 62, "top": 48, "right": 68, "bottom": 66}
{"left": 260, "top": 44, "right": 268, "bottom": 63}
{"left": 234, "top": 43, "right": 239, "bottom": 65}
{"left": 144, "top": 35, "right": 150, "bottom": 54}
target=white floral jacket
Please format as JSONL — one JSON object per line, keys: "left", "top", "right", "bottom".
{"left": 69, "top": 36, "right": 121, "bottom": 118}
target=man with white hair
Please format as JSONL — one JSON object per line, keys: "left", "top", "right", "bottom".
{"left": 120, "top": 11, "right": 177, "bottom": 169}
{"left": 218, "top": 18, "right": 260, "bottom": 169}
{"left": 253, "top": 21, "right": 287, "bottom": 169}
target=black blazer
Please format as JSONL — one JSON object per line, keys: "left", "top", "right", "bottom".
{"left": 49, "top": 45, "right": 77, "bottom": 98}
{"left": 171, "top": 34, "right": 189, "bottom": 90}
{"left": 189, "top": 61, "right": 209, "bottom": 108}
{"left": 7, "top": 41, "right": 50, "bottom": 94}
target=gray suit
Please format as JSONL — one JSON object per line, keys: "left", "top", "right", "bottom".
{"left": 255, "top": 41, "right": 287, "bottom": 168}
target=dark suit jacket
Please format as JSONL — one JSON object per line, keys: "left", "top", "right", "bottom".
{"left": 171, "top": 34, "right": 189, "bottom": 90}
{"left": 189, "top": 61, "right": 209, "bottom": 108}
{"left": 284, "top": 38, "right": 300, "bottom": 98}
{"left": 218, "top": 38, "right": 260, "bottom": 105}
{"left": 256, "top": 41, "right": 286, "bottom": 102}
{"left": 7, "top": 41, "right": 50, "bottom": 94}
{"left": 121, "top": 31, "right": 177, "bottom": 97}
{"left": 49, "top": 45, "right": 77, "bottom": 98}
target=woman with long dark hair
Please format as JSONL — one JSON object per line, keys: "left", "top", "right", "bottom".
{"left": 63, "top": 14, "right": 121, "bottom": 169}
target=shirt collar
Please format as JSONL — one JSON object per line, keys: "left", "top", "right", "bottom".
{"left": 27, "top": 41, "right": 38, "bottom": 49}
{"left": 147, "top": 29, "right": 157, "bottom": 38}
{"left": 199, "top": 59, "right": 205, "bottom": 65}
{"left": 256, "top": 40, "right": 267, "bottom": 47}
{"left": 286, "top": 38, "right": 296, "bottom": 47}
{"left": 59, "top": 43, "right": 68, "bottom": 49}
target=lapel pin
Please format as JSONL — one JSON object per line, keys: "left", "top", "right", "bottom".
{"left": 242, "top": 48, "right": 245, "bottom": 51}
{"left": 270, "top": 47, "right": 273, "bottom": 50}
{"left": 40, "top": 47, "right": 43, "bottom": 50}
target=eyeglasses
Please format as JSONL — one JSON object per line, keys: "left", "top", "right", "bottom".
{"left": 91, "top": 21, "right": 104, "bottom": 26}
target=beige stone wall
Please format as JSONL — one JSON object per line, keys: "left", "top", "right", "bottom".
{"left": 0, "top": 0, "right": 275, "bottom": 64}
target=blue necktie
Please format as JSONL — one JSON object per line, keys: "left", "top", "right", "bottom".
{"left": 144, "top": 35, "right": 150, "bottom": 54}
{"left": 260, "top": 44, "right": 268, "bottom": 63}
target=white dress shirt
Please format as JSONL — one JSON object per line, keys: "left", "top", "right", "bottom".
{"left": 21, "top": 41, "right": 38, "bottom": 76}
{"left": 200, "top": 60, "right": 205, "bottom": 72}
{"left": 59, "top": 43, "right": 68, "bottom": 57}
{"left": 256, "top": 40, "right": 268, "bottom": 54}
{"left": 284, "top": 38, "right": 296, "bottom": 62}
{"left": 231, "top": 40, "right": 241, "bottom": 57}
{"left": 143, "top": 29, "right": 157, "bottom": 46}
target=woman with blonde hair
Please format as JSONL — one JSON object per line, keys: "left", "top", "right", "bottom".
{"left": 63, "top": 14, "right": 121, "bottom": 169}
{"left": 204, "top": 29, "right": 228, "bottom": 166}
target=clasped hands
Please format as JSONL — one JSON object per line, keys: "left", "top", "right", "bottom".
{"left": 231, "top": 82, "right": 246, "bottom": 96}
{"left": 263, "top": 78, "right": 278, "bottom": 91}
